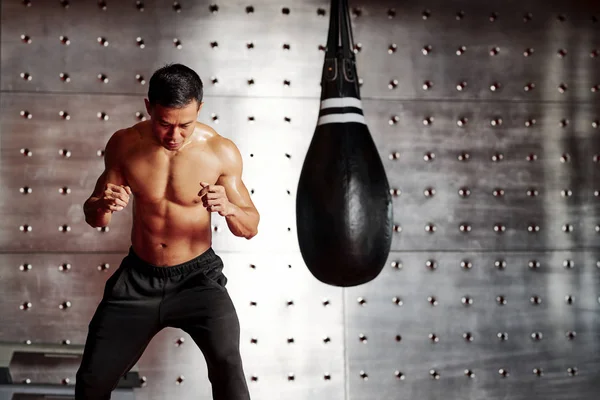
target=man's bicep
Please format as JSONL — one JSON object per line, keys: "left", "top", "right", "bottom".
{"left": 216, "top": 139, "right": 255, "bottom": 209}
{"left": 89, "top": 132, "right": 126, "bottom": 198}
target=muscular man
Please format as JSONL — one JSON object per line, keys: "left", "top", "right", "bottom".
{"left": 75, "top": 63, "right": 259, "bottom": 400}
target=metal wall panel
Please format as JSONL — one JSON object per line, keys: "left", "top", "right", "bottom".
{"left": 1, "top": 0, "right": 599, "bottom": 399}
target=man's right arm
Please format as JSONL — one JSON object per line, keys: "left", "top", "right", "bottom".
{"left": 83, "top": 131, "right": 129, "bottom": 228}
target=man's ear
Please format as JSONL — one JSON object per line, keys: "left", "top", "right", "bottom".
{"left": 197, "top": 101, "right": 204, "bottom": 115}
{"left": 144, "top": 98, "right": 152, "bottom": 116}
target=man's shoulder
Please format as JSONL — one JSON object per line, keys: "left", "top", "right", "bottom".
{"left": 197, "top": 123, "right": 237, "bottom": 154}
{"left": 196, "top": 123, "right": 241, "bottom": 169}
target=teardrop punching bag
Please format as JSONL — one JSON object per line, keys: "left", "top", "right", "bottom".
{"left": 296, "top": 0, "right": 393, "bottom": 287}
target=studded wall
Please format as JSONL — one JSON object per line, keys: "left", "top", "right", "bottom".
{"left": 1, "top": 0, "right": 599, "bottom": 399}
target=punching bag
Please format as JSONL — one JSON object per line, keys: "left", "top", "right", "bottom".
{"left": 296, "top": 0, "right": 393, "bottom": 287}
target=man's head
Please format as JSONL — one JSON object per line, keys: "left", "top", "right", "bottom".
{"left": 145, "top": 63, "right": 204, "bottom": 151}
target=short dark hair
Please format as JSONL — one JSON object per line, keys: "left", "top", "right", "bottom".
{"left": 148, "top": 63, "right": 203, "bottom": 108}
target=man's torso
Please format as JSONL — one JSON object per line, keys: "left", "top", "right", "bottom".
{"left": 116, "top": 121, "right": 221, "bottom": 266}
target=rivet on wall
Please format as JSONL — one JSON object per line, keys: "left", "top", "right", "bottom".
{"left": 19, "top": 263, "right": 32, "bottom": 272}
{"left": 59, "top": 263, "right": 71, "bottom": 272}
{"left": 429, "top": 369, "right": 440, "bottom": 379}
{"left": 22, "top": 0, "right": 31, "bottom": 7}
{"left": 526, "top": 153, "right": 538, "bottom": 161}
{"left": 20, "top": 302, "right": 32, "bottom": 310}
{"left": 425, "top": 259, "right": 437, "bottom": 270}
{"left": 135, "top": 1, "right": 145, "bottom": 12}
{"left": 390, "top": 260, "right": 402, "bottom": 270}
{"left": 492, "top": 188, "right": 505, "bottom": 197}
{"left": 20, "top": 72, "right": 32, "bottom": 81}
{"left": 527, "top": 223, "right": 540, "bottom": 233}
{"left": 97, "top": 37, "right": 109, "bottom": 47}
{"left": 464, "top": 369, "right": 475, "bottom": 378}
{"left": 59, "top": 149, "right": 71, "bottom": 158}
{"left": 490, "top": 82, "right": 501, "bottom": 92}
{"left": 59, "top": 72, "right": 70, "bottom": 83}
{"left": 499, "top": 368, "right": 509, "bottom": 378}
{"left": 461, "top": 296, "right": 473, "bottom": 306}
{"left": 19, "top": 225, "right": 32, "bottom": 233}
{"left": 425, "top": 223, "right": 436, "bottom": 233}
{"left": 394, "top": 371, "right": 404, "bottom": 380}
{"left": 20, "top": 186, "right": 32, "bottom": 194}
{"left": 495, "top": 259, "right": 506, "bottom": 270}
{"left": 60, "top": 0, "right": 69, "bottom": 9}
{"left": 59, "top": 35, "right": 70, "bottom": 46}
{"left": 558, "top": 83, "right": 568, "bottom": 93}
{"left": 59, "top": 111, "right": 70, "bottom": 120}
{"left": 463, "top": 332, "right": 474, "bottom": 342}
{"left": 458, "top": 187, "right": 471, "bottom": 198}
{"left": 59, "top": 301, "right": 72, "bottom": 310}
{"left": 21, "top": 34, "right": 32, "bottom": 44}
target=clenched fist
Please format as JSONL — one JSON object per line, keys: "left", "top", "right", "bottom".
{"left": 198, "top": 182, "right": 233, "bottom": 217}
{"left": 99, "top": 183, "right": 132, "bottom": 213}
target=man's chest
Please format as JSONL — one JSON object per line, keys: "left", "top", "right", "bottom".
{"left": 123, "top": 150, "right": 220, "bottom": 206}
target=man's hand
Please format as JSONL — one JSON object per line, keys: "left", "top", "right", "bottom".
{"left": 199, "top": 182, "right": 233, "bottom": 217}
{"left": 99, "top": 183, "right": 132, "bottom": 213}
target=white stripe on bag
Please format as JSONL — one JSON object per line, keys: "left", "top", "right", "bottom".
{"left": 317, "top": 113, "right": 366, "bottom": 125}
{"left": 320, "top": 97, "right": 363, "bottom": 110}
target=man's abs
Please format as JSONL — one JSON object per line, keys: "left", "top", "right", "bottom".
{"left": 130, "top": 200, "right": 213, "bottom": 267}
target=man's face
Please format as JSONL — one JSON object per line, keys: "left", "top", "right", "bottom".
{"left": 145, "top": 99, "right": 202, "bottom": 151}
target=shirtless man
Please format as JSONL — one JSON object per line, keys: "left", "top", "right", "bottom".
{"left": 75, "top": 63, "right": 259, "bottom": 400}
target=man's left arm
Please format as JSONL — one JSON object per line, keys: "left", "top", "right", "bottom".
{"left": 200, "top": 138, "right": 260, "bottom": 239}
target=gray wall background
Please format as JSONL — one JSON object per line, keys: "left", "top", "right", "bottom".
{"left": 1, "top": 0, "right": 599, "bottom": 399}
